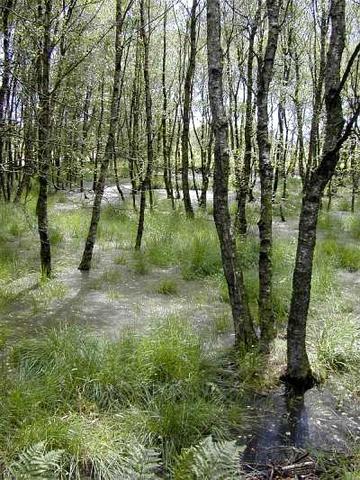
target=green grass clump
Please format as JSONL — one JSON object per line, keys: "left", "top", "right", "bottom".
{"left": 29, "top": 279, "right": 68, "bottom": 314}
{"left": 211, "top": 312, "right": 232, "bottom": 334}
{"left": 5, "top": 416, "right": 161, "bottom": 479}
{"left": 97, "top": 205, "right": 136, "bottom": 247}
{"left": 237, "top": 236, "right": 259, "bottom": 269}
{"left": 343, "top": 214, "right": 360, "bottom": 240}
{"left": 114, "top": 254, "right": 127, "bottom": 265}
{"left": 0, "top": 203, "right": 34, "bottom": 241}
{"left": 49, "top": 226, "right": 64, "bottom": 246}
{"left": 337, "top": 245, "right": 360, "bottom": 271}
{"left": 232, "top": 239, "right": 295, "bottom": 326}
{"left": 0, "top": 282, "right": 21, "bottom": 311}
{"left": 145, "top": 228, "right": 176, "bottom": 267}
{"left": 0, "top": 320, "right": 236, "bottom": 476}
{"left": 311, "top": 313, "right": 360, "bottom": 377}
{"left": 217, "top": 235, "right": 338, "bottom": 329}
{"left": 271, "top": 240, "right": 296, "bottom": 325}
{"left": 317, "top": 212, "right": 342, "bottom": 235}
{"left": 337, "top": 197, "right": 352, "bottom": 212}
{"left": 316, "top": 448, "right": 360, "bottom": 479}
{"left": 0, "top": 325, "right": 10, "bottom": 350}
{"left": 89, "top": 268, "right": 123, "bottom": 289}
{"left": 52, "top": 209, "right": 90, "bottom": 244}
{"left": 0, "top": 203, "right": 39, "bottom": 286}
{"left": 156, "top": 278, "right": 178, "bottom": 295}
{"left": 141, "top": 207, "right": 221, "bottom": 280}
{"left": 317, "top": 238, "right": 360, "bottom": 272}
{"left": 132, "top": 251, "right": 149, "bottom": 275}
{"left": 228, "top": 347, "right": 280, "bottom": 392}
{"left": 179, "top": 232, "right": 221, "bottom": 280}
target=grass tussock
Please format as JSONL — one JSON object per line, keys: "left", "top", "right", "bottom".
{"left": 316, "top": 449, "right": 360, "bottom": 479}
{"left": 132, "top": 251, "right": 149, "bottom": 275}
{"left": 317, "top": 238, "right": 360, "bottom": 272}
{"left": 0, "top": 320, "right": 246, "bottom": 477}
{"left": 156, "top": 279, "right": 178, "bottom": 295}
{"left": 143, "top": 209, "right": 222, "bottom": 280}
{"left": 310, "top": 308, "right": 360, "bottom": 382}
{"left": 211, "top": 312, "right": 233, "bottom": 334}
{"left": 343, "top": 214, "right": 360, "bottom": 240}
{"left": 0, "top": 204, "right": 38, "bottom": 284}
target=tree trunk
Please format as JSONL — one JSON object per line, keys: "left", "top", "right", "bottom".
{"left": 161, "top": 6, "right": 174, "bottom": 208}
{"left": 256, "top": 0, "right": 281, "bottom": 351}
{"left": 181, "top": 0, "right": 198, "bottom": 218}
{"left": 79, "top": 87, "right": 92, "bottom": 194}
{"left": 0, "top": 0, "right": 14, "bottom": 200}
{"left": 79, "top": 0, "right": 126, "bottom": 270}
{"left": 207, "top": 0, "right": 257, "bottom": 348}
{"left": 286, "top": 0, "right": 346, "bottom": 389}
{"left": 128, "top": 38, "right": 141, "bottom": 210}
{"left": 36, "top": 0, "right": 53, "bottom": 278}
{"left": 293, "top": 53, "right": 306, "bottom": 183}
{"left": 305, "top": 8, "right": 327, "bottom": 186}
{"left": 135, "top": 0, "right": 154, "bottom": 250}
{"left": 235, "top": 7, "right": 259, "bottom": 235}
{"left": 350, "top": 137, "right": 358, "bottom": 213}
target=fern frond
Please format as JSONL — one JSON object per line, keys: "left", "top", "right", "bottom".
{"left": 174, "top": 436, "right": 245, "bottom": 480}
{"left": 122, "top": 443, "right": 162, "bottom": 479}
{"left": 7, "top": 442, "right": 63, "bottom": 479}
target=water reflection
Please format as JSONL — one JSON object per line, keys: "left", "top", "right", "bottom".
{"left": 241, "top": 384, "right": 360, "bottom": 469}
{"left": 242, "top": 390, "right": 309, "bottom": 466}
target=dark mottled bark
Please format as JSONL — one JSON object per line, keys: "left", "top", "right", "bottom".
{"left": 305, "top": 8, "right": 328, "bottom": 186}
{"left": 256, "top": 0, "right": 281, "bottom": 351}
{"left": 0, "top": 0, "right": 14, "bottom": 200}
{"left": 293, "top": 53, "right": 305, "bottom": 183}
{"left": 79, "top": 0, "right": 126, "bottom": 270}
{"left": 161, "top": 7, "right": 174, "bottom": 207}
{"left": 181, "top": 0, "right": 198, "bottom": 218}
{"left": 93, "top": 78, "right": 105, "bottom": 191}
{"left": 36, "top": 0, "right": 53, "bottom": 277}
{"left": 207, "top": 0, "right": 257, "bottom": 348}
{"left": 236, "top": 8, "right": 259, "bottom": 235}
{"left": 350, "top": 137, "right": 358, "bottom": 213}
{"left": 286, "top": 0, "right": 346, "bottom": 388}
{"left": 14, "top": 92, "right": 35, "bottom": 203}
{"left": 79, "top": 87, "right": 92, "bottom": 194}
{"left": 135, "top": 0, "right": 154, "bottom": 249}
{"left": 128, "top": 39, "right": 141, "bottom": 210}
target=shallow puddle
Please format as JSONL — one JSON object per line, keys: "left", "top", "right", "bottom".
{"left": 240, "top": 384, "right": 360, "bottom": 478}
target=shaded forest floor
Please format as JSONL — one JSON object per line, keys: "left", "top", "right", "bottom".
{"left": 0, "top": 177, "right": 360, "bottom": 478}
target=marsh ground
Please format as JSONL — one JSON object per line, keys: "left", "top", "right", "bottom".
{"left": 0, "top": 178, "right": 360, "bottom": 478}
